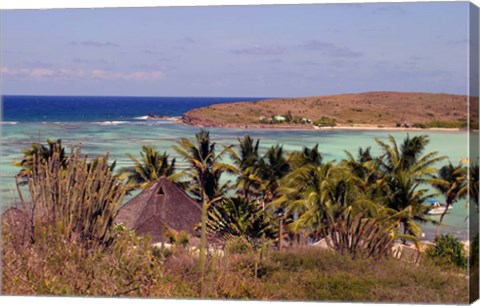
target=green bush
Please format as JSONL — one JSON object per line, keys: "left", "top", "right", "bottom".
{"left": 314, "top": 116, "right": 337, "bottom": 127}
{"left": 413, "top": 121, "right": 470, "bottom": 129}
{"left": 426, "top": 234, "right": 467, "bottom": 268}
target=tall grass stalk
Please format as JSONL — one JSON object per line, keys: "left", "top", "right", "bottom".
{"left": 26, "top": 145, "right": 125, "bottom": 246}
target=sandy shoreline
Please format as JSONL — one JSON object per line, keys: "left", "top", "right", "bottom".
{"left": 179, "top": 119, "right": 468, "bottom": 133}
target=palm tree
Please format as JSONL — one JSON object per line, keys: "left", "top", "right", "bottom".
{"left": 173, "top": 130, "right": 235, "bottom": 203}
{"left": 431, "top": 162, "right": 467, "bottom": 233}
{"left": 119, "top": 145, "right": 176, "bottom": 191}
{"left": 255, "top": 145, "right": 291, "bottom": 248}
{"left": 342, "top": 146, "right": 386, "bottom": 200}
{"left": 288, "top": 144, "right": 323, "bottom": 170}
{"left": 13, "top": 139, "right": 68, "bottom": 203}
{"left": 384, "top": 170, "right": 436, "bottom": 238}
{"left": 173, "top": 130, "right": 235, "bottom": 295}
{"left": 275, "top": 162, "right": 361, "bottom": 239}
{"left": 376, "top": 134, "right": 443, "bottom": 177}
{"left": 376, "top": 135, "right": 445, "bottom": 239}
{"left": 343, "top": 147, "right": 376, "bottom": 182}
{"left": 257, "top": 145, "right": 291, "bottom": 205}
{"left": 227, "top": 135, "right": 262, "bottom": 203}
{"left": 14, "top": 139, "right": 67, "bottom": 179}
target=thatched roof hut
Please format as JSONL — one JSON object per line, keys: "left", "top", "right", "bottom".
{"left": 115, "top": 177, "right": 201, "bottom": 242}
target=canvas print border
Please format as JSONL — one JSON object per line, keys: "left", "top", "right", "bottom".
{"left": 1, "top": 1, "right": 479, "bottom": 304}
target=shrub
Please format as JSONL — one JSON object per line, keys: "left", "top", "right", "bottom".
{"left": 425, "top": 234, "right": 467, "bottom": 268}
{"left": 225, "top": 236, "right": 253, "bottom": 255}
{"left": 2, "top": 222, "right": 166, "bottom": 296}
{"left": 166, "top": 230, "right": 177, "bottom": 244}
{"left": 413, "top": 122, "right": 427, "bottom": 129}
{"left": 416, "top": 121, "right": 469, "bottom": 129}
{"left": 314, "top": 116, "right": 337, "bottom": 127}
{"left": 177, "top": 231, "right": 191, "bottom": 248}
{"left": 152, "top": 244, "right": 174, "bottom": 259}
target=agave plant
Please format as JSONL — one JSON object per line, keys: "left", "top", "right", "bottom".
{"left": 323, "top": 206, "right": 396, "bottom": 259}
{"left": 207, "top": 197, "right": 275, "bottom": 247}
{"left": 26, "top": 145, "right": 126, "bottom": 247}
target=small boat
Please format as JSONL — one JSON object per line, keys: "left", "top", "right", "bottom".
{"left": 426, "top": 199, "right": 452, "bottom": 215}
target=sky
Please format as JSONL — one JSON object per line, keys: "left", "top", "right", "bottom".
{"left": 0, "top": 2, "right": 473, "bottom": 97}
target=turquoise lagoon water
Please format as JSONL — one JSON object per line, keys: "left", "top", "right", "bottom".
{"left": 1, "top": 119, "right": 475, "bottom": 241}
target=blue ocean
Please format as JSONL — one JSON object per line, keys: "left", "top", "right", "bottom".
{"left": 2, "top": 95, "right": 264, "bottom": 122}
{"left": 1, "top": 95, "right": 475, "bottom": 241}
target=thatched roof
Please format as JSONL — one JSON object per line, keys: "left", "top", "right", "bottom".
{"left": 115, "top": 177, "right": 201, "bottom": 242}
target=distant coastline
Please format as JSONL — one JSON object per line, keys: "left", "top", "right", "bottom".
{"left": 181, "top": 91, "right": 478, "bottom": 132}
{"left": 179, "top": 121, "right": 465, "bottom": 132}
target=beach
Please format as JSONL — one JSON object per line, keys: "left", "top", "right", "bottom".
{"left": 180, "top": 119, "right": 465, "bottom": 132}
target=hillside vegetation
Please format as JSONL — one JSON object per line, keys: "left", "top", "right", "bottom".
{"left": 183, "top": 92, "right": 474, "bottom": 128}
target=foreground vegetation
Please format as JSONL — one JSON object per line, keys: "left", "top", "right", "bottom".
{"left": 3, "top": 130, "right": 478, "bottom": 301}
{"left": 2, "top": 225, "right": 469, "bottom": 302}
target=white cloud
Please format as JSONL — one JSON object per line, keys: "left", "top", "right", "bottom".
{"left": 58, "top": 68, "right": 86, "bottom": 78}
{"left": 68, "top": 40, "right": 119, "bottom": 47}
{"left": 301, "top": 40, "right": 363, "bottom": 58}
{"left": 28, "top": 67, "right": 56, "bottom": 78}
{"left": 1, "top": 67, "right": 55, "bottom": 79}
{"left": 90, "top": 69, "right": 164, "bottom": 81}
{"left": 231, "top": 45, "right": 284, "bottom": 55}
{"left": 1, "top": 66, "right": 164, "bottom": 81}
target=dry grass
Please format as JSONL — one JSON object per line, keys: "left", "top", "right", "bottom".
{"left": 183, "top": 91, "right": 473, "bottom": 128}
{"left": 2, "top": 221, "right": 469, "bottom": 303}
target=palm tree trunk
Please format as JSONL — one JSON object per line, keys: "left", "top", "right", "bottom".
{"left": 402, "top": 222, "right": 408, "bottom": 244}
{"left": 278, "top": 215, "right": 283, "bottom": 250}
{"left": 243, "top": 181, "right": 250, "bottom": 204}
{"left": 435, "top": 201, "right": 452, "bottom": 236}
{"left": 199, "top": 190, "right": 208, "bottom": 297}
{"left": 15, "top": 174, "right": 25, "bottom": 204}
